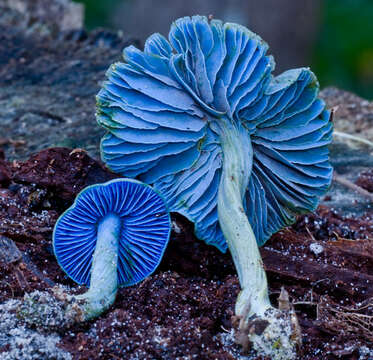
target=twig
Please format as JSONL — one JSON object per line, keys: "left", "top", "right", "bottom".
{"left": 333, "top": 172, "right": 373, "bottom": 202}
{"left": 292, "top": 301, "right": 317, "bottom": 306}
{"left": 305, "top": 226, "right": 316, "bottom": 241}
{"left": 333, "top": 131, "right": 373, "bottom": 148}
{"left": 319, "top": 297, "right": 373, "bottom": 341}
{"left": 0, "top": 138, "right": 26, "bottom": 147}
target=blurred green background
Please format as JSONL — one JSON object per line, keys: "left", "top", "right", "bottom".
{"left": 76, "top": 0, "right": 373, "bottom": 99}
{"left": 314, "top": 0, "right": 373, "bottom": 99}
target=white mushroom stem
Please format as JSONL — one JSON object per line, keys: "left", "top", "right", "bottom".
{"left": 74, "top": 213, "right": 121, "bottom": 320}
{"left": 216, "top": 119, "right": 296, "bottom": 359}
{"left": 216, "top": 119, "right": 271, "bottom": 318}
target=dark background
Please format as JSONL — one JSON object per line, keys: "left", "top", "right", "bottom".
{"left": 74, "top": 0, "right": 373, "bottom": 99}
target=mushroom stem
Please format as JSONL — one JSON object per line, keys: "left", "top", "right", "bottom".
{"left": 216, "top": 119, "right": 271, "bottom": 318}
{"left": 74, "top": 213, "right": 121, "bottom": 320}
{"left": 216, "top": 119, "right": 296, "bottom": 358}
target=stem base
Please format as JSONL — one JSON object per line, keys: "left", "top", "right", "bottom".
{"left": 234, "top": 307, "right": 297, "bottom": 360}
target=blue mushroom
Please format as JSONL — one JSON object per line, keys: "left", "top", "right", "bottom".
{"left": 53, "top": 178, "right": 171, "bottom": 321}
{"left": 97, "top": 16, "right": 333, "bottom": 357}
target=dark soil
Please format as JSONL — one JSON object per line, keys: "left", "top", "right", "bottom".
{"left": 357, "top": 170, "right": 373, "bottom": 193}
{"left": 0, "top": 148, "right": 373, "bottom": 359}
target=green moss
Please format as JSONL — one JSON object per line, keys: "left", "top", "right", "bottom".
{"left": 272, "top": 338, "right": 282, "bottom": 349}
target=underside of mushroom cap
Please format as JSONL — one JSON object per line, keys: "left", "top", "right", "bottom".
{"left": 53, "top": 179, "right": 171, "bottom": 286}
{"left": 97, "top": 16, "right": 333, "bottom": 252}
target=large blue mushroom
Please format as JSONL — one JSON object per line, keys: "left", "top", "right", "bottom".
{"left": 53, "top": 178, "right": 171, "bottom": 321}
{"left": 96, "top": 16, "right": 333, "bottom": 357}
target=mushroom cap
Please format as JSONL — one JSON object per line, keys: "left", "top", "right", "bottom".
{"left": 97, "top": 16, "right": 333, "bottom": 252}
{"left": 53, "top": 179, "right": 171, "bottom": 286}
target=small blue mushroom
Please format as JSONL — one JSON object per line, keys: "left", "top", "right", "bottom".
{"left": 96, "top": 16, "right": 333, "bottom": 357}
{"left": 53, "top": 178, "right": 170, "bottom": 321}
